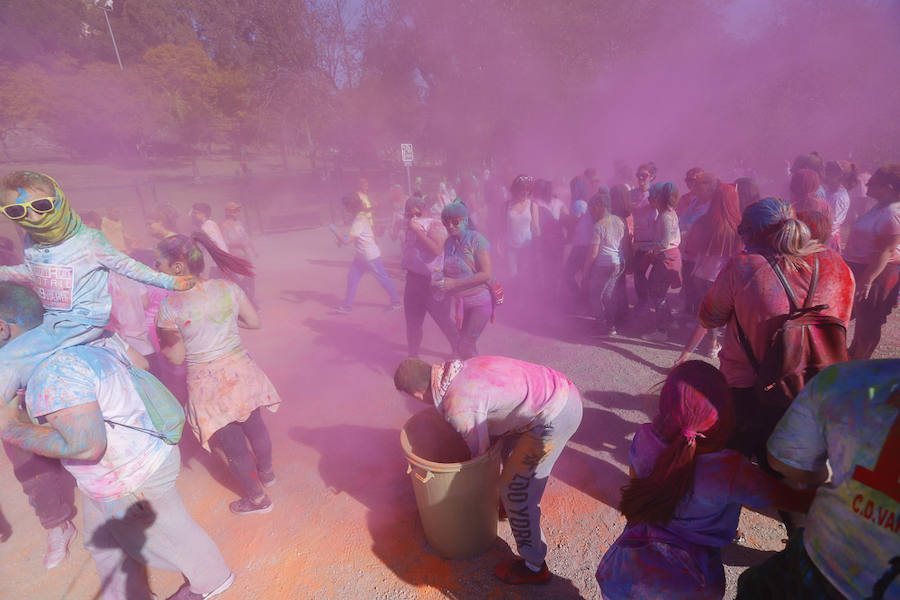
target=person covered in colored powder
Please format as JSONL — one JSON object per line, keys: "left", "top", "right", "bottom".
{"left": 596, "top": 361, "right": 814, "bottom": 600}
{"left": 0, "top": 282, "right": 234, "bottom": 600}
{"left": 0, "top": 171, "right": 195, "bottom": 402}
{"left": 698, "top": 197, "right": 853, "bottom": 470}
{"left": 843, "top": 163, "right": 900, "bottom": 360}
{"left": 393, "top": 355, "right": 583, "bottom": 584}
{"left": 398, "top": 194, "right": 459, "bottom": 357}
{"left": 736, "top": 359, "right": 900, "bottom": 600}
{"left": 332, "top": 193, "right": 401, "bottom": 313}
{"left": 155, "top": 233, "right": 281, "bottom": 515}
{"left": 435, "top": 201, "right": 494, "bottom": 359}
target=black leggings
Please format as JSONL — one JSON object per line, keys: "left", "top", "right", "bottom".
{"left": 209, "top": 409, "right": 273, "bottom": 499}
{"left": 404, "top": 271, "right": 459, "bottom": 357}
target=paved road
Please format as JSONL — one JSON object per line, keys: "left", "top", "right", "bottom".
{"left": 0, "top": 225, "right": 894, "bottom": 599}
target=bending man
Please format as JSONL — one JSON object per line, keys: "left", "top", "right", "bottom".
{"left": 393, "top": 355, "right": 583, "bottom": 584}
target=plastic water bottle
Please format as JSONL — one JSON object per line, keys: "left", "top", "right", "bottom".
{"left": 431, "top": 268, "right": 446, "bottom": 301}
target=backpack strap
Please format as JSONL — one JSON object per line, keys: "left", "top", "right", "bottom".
{"left": 765, "top": 254, "right": 821, "bottom": 313}
{"left": 733, "top": 313, "right": 760, "bottom": 375}
{"left": 103, "top": 419, "right": 168, "bottom": 441}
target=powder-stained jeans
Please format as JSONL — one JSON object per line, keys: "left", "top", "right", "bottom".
{"left": 342, "top": 255, "right": 400, "bottom": 308}
{"left": 500, "top": 385, "right": 583, "bottom": 566}
{"left": 209, "top": 408, "right": 273, "bottom": 500}
{"left": 2, "top": 441, "right": 76, "bottom": 529}
{"left": 403, "top": 271, "right": 459, "bottom": 357}
{"left": 588, "top": 263, "right": 624, "bottom": 328}
{"left": 83, "top": 447, "right": 231, "bottom": 600}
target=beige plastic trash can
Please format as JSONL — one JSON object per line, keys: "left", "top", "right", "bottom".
{"left": 400, "top": 409, "right": 501, "bottom": 559}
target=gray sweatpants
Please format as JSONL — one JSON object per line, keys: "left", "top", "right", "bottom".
{"left": 82, "top": 447, "right": 231, "bottom": 600}
{"left": 500, "top": 385, "right": 583, "bottom": 566}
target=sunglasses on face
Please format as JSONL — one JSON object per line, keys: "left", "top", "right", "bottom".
{"left": 1, "top": 197, "right": 55, "bottom": 220}
{"left": 443, "top": 217, "right": 465, "bottom": 226}
{"left": 685, "top": 178, "right": 697, "bottom": 184}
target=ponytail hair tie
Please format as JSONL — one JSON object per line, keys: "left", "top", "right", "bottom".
{"left": 681, "top": 429, "right": 706, "bottom": 443}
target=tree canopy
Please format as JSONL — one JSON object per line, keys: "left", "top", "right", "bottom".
{"left": 0, "top": 0, "right": 897, "bottom": 168}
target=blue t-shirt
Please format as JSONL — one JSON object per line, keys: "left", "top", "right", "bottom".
{"left": 443, "top": 230, "right": 491, "bottom": 306}
{"left": 0, "top": 227, "right": 176, "bottom": 326}
{"left": 26, "top": 336, "right": 171, "bottom": 501}
{"left": 767, "top": 359, "right": 900, "bottom": 600}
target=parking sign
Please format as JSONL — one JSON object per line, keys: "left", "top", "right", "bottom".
{"left": 400, "top": 144, "right": 414, "bottom": 165}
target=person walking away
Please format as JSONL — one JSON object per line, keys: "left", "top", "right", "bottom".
{"left": 393, "top": 356, "right": 583, "bottom": 585}
{"left": 676, "top": 168, "right": 707, "bottom": 316}
{"left": 698, "top": 197, "right": 854, "bottom": 472}
{"left": 842, "top": 163, "right": 900, "bottom": 359}
{"left": 332, "top": 194, "right": 401, "bottom": 314}
{"left": 676, "top": 177, "right": 743, "bottom": 362}
{"left": 644, "top": 182, "right": 682, "bottom": 339}
{"left": 823, "top": 160, "right": 857, "bottom": 252}
{"left": 609, "top": 184, "right": 633, "bottom": 328}
{"left": 596, "top": 361, "right": 814, "bottom": 600}
{"left": 155, "top": 234, "right": 281, "bottom": 515}
{"left": 581, "top": 187, "right": 625, "bottom": 336}
{"left": 790, "top": 169, "right": 832, "bottom": 223}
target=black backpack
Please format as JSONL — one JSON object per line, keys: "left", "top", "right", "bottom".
{"left": 734, "top": 254, "right": 849, "bottom": 410}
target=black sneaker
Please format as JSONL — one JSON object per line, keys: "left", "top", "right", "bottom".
{"left": 229, "top": 495, "right": 273, "bottom": 515}
{"left": 494, "top": 559, "right": 552, "bottom": 585}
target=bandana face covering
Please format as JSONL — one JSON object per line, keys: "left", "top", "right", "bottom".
{"left": 431, "top": 359, "right": 464, "bottom": 407}
{"left": 9, "top": 173, "right": 83, "bottom": 245}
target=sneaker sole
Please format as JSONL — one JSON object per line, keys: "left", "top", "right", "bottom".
{"left": 230, "top": 502, "right": 274, "bottom": 515}
{"left": 261, "top": 477, "right": 276, "bottom": 488}
{"left": 203, "top": 571, "right": 236, "bottom": 598}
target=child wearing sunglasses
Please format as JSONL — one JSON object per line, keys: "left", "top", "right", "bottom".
{"left": 0, "top": 171, "right": 195, "bottom": 401}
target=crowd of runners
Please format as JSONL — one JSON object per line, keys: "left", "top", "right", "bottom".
{"left": 0, "top": 154, "right": 897, "bottom": 599}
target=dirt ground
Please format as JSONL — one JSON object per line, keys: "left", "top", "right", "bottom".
{"left": 0, "top": 158, "right": 896, "bottom": 599}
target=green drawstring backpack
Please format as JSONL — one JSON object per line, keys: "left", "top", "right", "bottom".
{"left": 104, "top": 367, "right": 185, "bottom": 444}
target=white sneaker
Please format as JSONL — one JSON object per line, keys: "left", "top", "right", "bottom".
{"left": 44, "top": 520, "right": 76, "bottom": 570}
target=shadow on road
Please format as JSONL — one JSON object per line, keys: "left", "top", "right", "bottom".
{"left": 302, "top": 317, "right": 439, "bottom": 375}
{"left": 289, "top": 424, "right": 585, "bottom": 599}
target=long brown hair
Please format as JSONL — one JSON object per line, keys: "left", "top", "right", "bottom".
{"left": 618, "top": 361, "right": 734, "bottom": 525}
{"left": 157, "top": 232, "right": 254, "bottom": 278}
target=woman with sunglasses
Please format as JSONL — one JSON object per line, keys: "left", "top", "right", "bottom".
{"left": 0, "top": 171, "right": 195, "bottom": 402}
{"left": 155, "top": 233, "right": 281, "bottom": 515}
{"left": 435, "top": 201, "right": 493, "bottom": 359}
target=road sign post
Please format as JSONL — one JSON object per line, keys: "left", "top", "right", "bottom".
{"left": 401, "top": 144, "right": 414, "bottom": 194}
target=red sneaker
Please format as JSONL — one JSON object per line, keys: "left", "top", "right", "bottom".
{"left": 494, "top": 559, "right": 552, "bottom": 585}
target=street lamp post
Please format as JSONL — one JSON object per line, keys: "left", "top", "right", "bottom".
{"left": 96, "top": 1, "right": 124, "bottom": 71}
